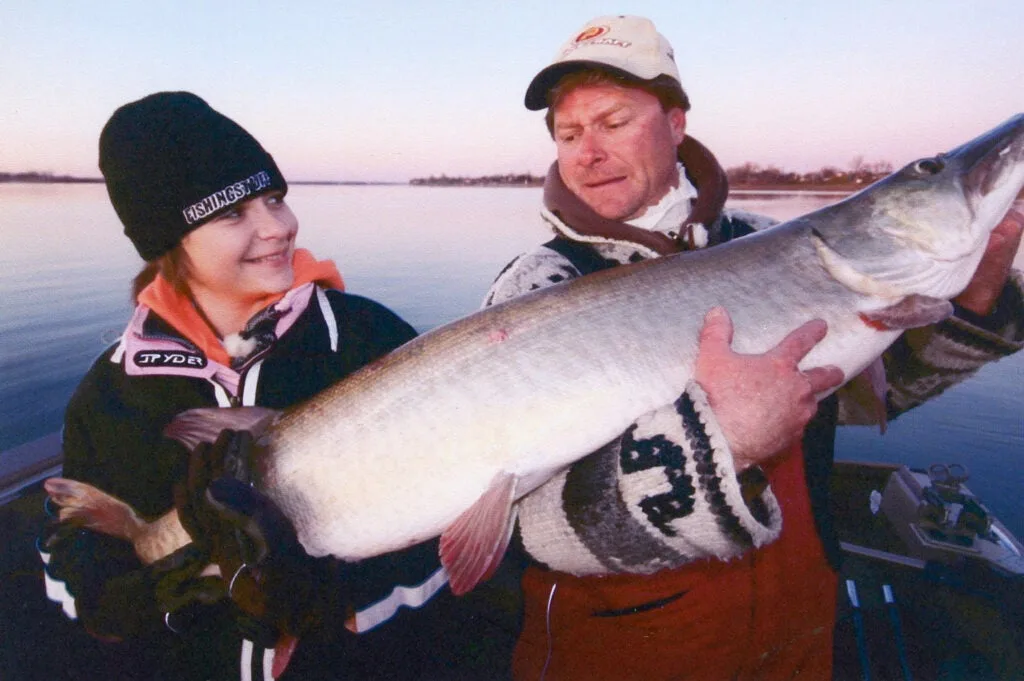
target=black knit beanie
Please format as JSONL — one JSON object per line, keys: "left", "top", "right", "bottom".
{"left": 99, "top": 92, "right": 288, "bottom": 261}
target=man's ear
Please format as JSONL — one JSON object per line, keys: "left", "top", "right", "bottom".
{"left": 669, "top": 108, "right": 687, "bottom": 146}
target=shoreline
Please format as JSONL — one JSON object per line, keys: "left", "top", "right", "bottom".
{"left": 5, "top": 177, "right": 1021, "bottom": 199}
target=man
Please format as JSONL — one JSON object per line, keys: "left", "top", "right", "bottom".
{"left": 485, "top": 15, "right": 1024, "bottom": 680}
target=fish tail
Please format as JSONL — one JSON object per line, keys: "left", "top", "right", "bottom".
{"left": 42, "top": 477, "right": 143, "bottom": 540}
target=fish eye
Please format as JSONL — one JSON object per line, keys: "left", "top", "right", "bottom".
{"left": 913, "top": 158, "right": 944, "bottom": 175}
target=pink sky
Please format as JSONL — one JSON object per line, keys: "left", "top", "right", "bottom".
{"left": 2, "top": 1, "right": 1022, "bottom": 182}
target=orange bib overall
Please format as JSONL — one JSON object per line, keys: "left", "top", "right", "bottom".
{"left": 513, "top": 445, "right": 838, "bottom": 681}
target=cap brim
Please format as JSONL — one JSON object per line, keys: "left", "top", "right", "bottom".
{"left": 524, "top": 60, "right": 644, "bottom": 111}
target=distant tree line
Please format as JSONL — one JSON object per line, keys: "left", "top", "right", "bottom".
{"left": 410, "top": 173, "right": 543, "bottom": 187}
{"left": 726, "top": 157, "right": 894, "bottom": 188}
{"left": 0, "top": 172, "right": 101, "bottom": 184}
{"left": 410, "top": 159, "right": 898, "bottom": 189}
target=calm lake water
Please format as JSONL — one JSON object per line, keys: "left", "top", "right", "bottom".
{"left": 1, "top": 183, "right": 1021, "bottom": 536}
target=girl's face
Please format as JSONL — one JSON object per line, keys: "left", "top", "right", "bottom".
{"left": 179, "top": 191, "right": 298, "bottom": 304}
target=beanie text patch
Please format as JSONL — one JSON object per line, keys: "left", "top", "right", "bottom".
{"left": 182, "top": 170, "right": 274, "bottom": 225}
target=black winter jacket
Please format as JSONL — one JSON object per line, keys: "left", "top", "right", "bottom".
{"left": 40, "top": 287, "right": 513, "bottom": 680}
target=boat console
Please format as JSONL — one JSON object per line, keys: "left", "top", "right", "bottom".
{"left": 878, "top": 463, "right": 1024, "bottom": 574}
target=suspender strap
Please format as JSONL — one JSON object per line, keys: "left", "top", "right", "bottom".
{"left": 542, "top": 237, "right": 618, "bottom": 276}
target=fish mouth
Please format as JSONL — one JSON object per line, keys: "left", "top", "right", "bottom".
{"left": 952, "top": 113, "right": 1024, "bottom": 205}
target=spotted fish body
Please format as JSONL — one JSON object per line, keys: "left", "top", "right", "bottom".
{"left": 170, "top": 115, "right": 1024, "bottom": 594}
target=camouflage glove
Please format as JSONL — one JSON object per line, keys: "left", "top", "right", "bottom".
{"left": 152, "top": 542, "right": 228, "bottom": 633}
{"left": 175, "top": 429, "right": 263, "bottom": 565}
{"left": 175, "top": 429, "right": 339, "bottom": 640}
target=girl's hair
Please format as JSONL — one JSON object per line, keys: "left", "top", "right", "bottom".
{"left": 544, "top": 68, "right": 690, "bottom": 136}
{"left": 131, "top": 247, "right": 191, "bottom": 302}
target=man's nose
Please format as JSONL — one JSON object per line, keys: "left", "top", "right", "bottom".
{"left": 576, "top": 129, "right": 607, "bottom": 166}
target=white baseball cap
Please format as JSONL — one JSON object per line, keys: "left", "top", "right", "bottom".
{"left": 525, "top": 15, "right": 682, "bottom": 111}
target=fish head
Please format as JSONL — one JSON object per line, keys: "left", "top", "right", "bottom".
{"left": 949, "top": 112, "right": 1024, "bottom": 239}
{"left": 811, "top": 114, "right": 1024, "bottom": 300}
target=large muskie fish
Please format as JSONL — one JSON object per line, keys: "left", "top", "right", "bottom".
{"left": 53, "top": 115, "right": 1024, "bottom": 601}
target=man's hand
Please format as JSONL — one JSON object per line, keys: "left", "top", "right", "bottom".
{"left": 954, "top": 208, "right": 1023, "bottom": 316}
{"left": 694, "top": 307, "right": 845, "bottom": 471}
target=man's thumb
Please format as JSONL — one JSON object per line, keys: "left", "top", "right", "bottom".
{"left": 699, "top": 306, "right": 733, "bottom": 348}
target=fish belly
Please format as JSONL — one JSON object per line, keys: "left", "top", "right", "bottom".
{"left": 263, "top": 234, "right": 889, "bottom": 561}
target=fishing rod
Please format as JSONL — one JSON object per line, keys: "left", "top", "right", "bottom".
{"left": 883, "top": 584, "right": 913, "bottom": 681}
{"left": 846, "top": 579, "right": 872, "bottom": 681}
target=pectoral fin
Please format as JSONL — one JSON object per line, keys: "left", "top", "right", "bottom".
{"left": 439, "top": 471, "right": 518, "bottom": 596}
{"left": 859, "top": 295, "right": 953, "bottom": 331}
{"left": 271, "top": 633, "right": 300, "bottom": 679}
{"left": 840, "top": 357, "right": 889, "bottom": 434}
{"left": 163, "top": 406, "right": 279, "bottom": 452}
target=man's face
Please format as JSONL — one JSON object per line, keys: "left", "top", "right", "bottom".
{"left": 552, "top": 82, "right": 686, "bottom": 221}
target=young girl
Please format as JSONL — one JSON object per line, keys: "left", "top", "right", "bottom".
{"left": 38, "top": 92, "right": 481, "bottom": 680}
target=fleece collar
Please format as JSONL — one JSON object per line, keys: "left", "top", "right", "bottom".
{"left": 542, "top": 163, "right": 702, "bottom": 264}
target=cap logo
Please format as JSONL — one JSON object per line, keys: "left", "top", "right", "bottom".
{"left": 182, "top": 170, "right": 273, "bottom": 225}
{"left": 575, "top": 25, "right": 608, "bottom": 42}
{"left": 561, "top": 25, "right": 632, "bottom": 58}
